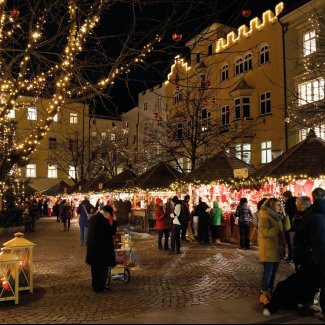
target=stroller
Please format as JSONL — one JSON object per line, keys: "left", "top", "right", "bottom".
{"left": 107, "top": 230, "right": 133, "bottom": 285}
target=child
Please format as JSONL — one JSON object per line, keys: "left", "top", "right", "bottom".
{"left": 23, "top": 208, "right": 32, "bottom": 233}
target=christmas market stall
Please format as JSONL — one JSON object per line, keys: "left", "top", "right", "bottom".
{"left": 125, "top": 162, "right": 183, "bottom": 232}
{"left": 177, "top": 151, "right": 256, "bottom": 243}
{"left": 247, "top": 130, "right": 325, "bottom": 198}
{"left": 42, "top": 180, "right": 71, "bottom": 197}
{"left": 103, "top": 170, "right": 137, "bottom": 225}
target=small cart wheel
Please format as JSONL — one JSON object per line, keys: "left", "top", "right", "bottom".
{"left": 123, "top": 268, "right": 131, "bottom": 283}
{"left": 106, "top": 268, "right": 112, "bottom": 285}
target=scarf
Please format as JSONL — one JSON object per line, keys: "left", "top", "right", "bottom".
{"left": 265, "top": 207, "right": 283, "bottom": 222}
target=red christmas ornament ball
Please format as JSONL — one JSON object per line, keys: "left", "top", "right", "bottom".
{"left": 10, "top": 8, "right": 20, "bottom": 17}
{"left": 172, "top": 33, "right": 183, "bottom": 42}
{"left": 241, "top": 9, "right": 251, "bottom": 18}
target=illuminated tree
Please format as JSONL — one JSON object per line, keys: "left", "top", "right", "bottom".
{"left": 286, "top": 4, "right": 325, "bottom": 133}
{"left": 0, "top": 0, "right": 238, "bottom": 181}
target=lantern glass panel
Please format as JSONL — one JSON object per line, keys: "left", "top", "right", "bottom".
{"left": 0, "top": 264, "right": 16, "bottom": 298}
{"left": 13, "top": 248, "right": 30, "bottom": 288}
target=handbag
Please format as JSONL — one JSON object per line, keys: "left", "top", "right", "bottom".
{"left": 282, "top": 214, "right": 291, "bottom": 232}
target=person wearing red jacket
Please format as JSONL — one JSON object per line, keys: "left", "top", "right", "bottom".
{"left": 155, "top": 198, "right": 169, "bottom": 251}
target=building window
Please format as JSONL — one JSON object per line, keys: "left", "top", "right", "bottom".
{"left": 303, "top": 30, "right": 316, "bottom": 56}
{"left": 48, "top": 165, "right": 57, "bottom": 178}
{"left": 53, "top": 114, "right": 58, "bottom": 122}
{"left": 144, "top": 102, "right": 148, "bottom": 111}
{"left": 196, "top": 53, "right": 201, "bottom": 63}
{"left": 174, "top": 123, "right": 183, "bottom": 140}
{"left": 221, "top": 64, "right": 229, "bottom": 82}
{"left": 26, "top": 164, "right": 36, "bottom": 178}
{"left": 101, "top": 132, "right": 107, "bottom": 139}
{"left": 70, "top": 113, "right": 78, "bottom": 124}
{"left": 298, "top": 78, "right": 324, "bottom": 106}
{"left": 174, "top": 89, "right": 183, "bottom": 104}
{"left": 125, "top": 121, "right": 129, "bottom": 128}
{"left": 207, "top": 44, "right": 213, "bottom": 56}
{"left": 27, "top": 107, "right": 37, "bottom": 121}
{"left": 260, "top": 92, "right": 271, "bottom": 115}
{"left": 91, "top": 131, "right": 97, "bottom": 139}
{"left": 261, "top": 141, "right": 272, "bottom": 164}
{"left": 300, "top": 125, "right": 325, "bottom": 141}
{"left": 69, "top": 166, "right": 77, "bottom": 179}
{"left": 221, "top": 106, "right": 230, "bottom": 126}
{"left": 49, "top": 137, "right": 57, "bottom": 149}
{"left": 112, "top": 122, "right": 115, "bottom": 127}
{"left": 234, "top": 97, "right": 251, "bottom": 119}
{"left": 201, "top": 108, "right": 211, "bottom": 132}
{"left": 259, "top": 45, "right": 270, "bottom": 64}
{"left": 235, "top": 143, "right": 252, "bottom": 164}
{"left": 111, "top": 133, "right": 116, "bottom": 141}
{"left": 235, "top": 58, "right": 244, "bottom": 75}
{"left": 244, "top": 54, "right": 253, "bottom": 71}
{"left": 133, "top": 135, "right": 136, "bottom": 144}
{"left": 8, "top": 108, "right": 15, "bottom": 119}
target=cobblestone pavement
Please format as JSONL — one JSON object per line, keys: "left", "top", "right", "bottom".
{"left": 0, "top": 218, "right": 318, "bottom": 324}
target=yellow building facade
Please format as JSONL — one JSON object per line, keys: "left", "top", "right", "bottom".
{"left": 12, "top": 97, "right": 121, "bottom": 192}
{"left": 163, "top": 3, "right": 286, "bottom": 169}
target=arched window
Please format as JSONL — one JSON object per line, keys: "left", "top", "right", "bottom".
{"left": 221, "top": 64, "right": 229, "bottom": 82}
{"left": 259, "top": 45, "right": 270, "bottom": 65}
{"left": 244, "top": 53, "right": 252, "bottom": 71}
{"left": 235, "top": 58, "right": 243, "bottom": 76}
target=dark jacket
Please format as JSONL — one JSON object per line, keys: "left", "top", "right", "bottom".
{"left": 285, "top": 197, "right": 297, "bottom": 230}
{"left": 235, "top": 203, "right": 253, "bottom": 224}
{"left": 195, "top": 202, "right": 210, "bottom": 224}
{"left": 293, "top": 207, "right": 313, "bottom": 266}
{"left": 77, "top": 199, "right": 94, "bottom": 227}
{"left": 306, "top": 199, "right": 325, "bottom": 265}
{"left": 86, "top": 213, "right": 118, "bottom": 267}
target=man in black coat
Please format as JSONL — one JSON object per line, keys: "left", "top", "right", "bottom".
{"left": 86, "top": 205, "right": 117, "bottom": 293}
{"left": 307, "top": 187, "right": 325, "bottom": 320}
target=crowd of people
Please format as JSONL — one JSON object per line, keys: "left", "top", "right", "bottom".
{"left": 150, "top": 188, "right": 325, "bottom": 321}
{"left": 21, "top": 187, "right": 325, "bottom": 320}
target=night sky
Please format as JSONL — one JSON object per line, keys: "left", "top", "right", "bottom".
{"left": 96, "top": 0, "right": 305, "bottom": 116}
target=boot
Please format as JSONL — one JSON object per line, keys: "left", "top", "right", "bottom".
{"left": 259, "top": 292, "right": 270, "bottom": 305}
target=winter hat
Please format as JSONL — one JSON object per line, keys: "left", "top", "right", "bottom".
{"left": 155, "top": 198, "right": 163, "bottom": 205}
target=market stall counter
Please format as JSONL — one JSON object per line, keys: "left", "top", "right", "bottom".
{"left": 130, "top": 208, "right": 148, "bottom": 233}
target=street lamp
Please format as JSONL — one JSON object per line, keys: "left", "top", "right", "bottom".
{"left": 3, "top": 232, "right": 36, "bottom": 293}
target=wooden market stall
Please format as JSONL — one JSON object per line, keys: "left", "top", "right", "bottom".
{"left": 180, "top": 151, "right": 256, "bottom": 243}
{"left": 249, "top": 130, "right": 325, "bottom": 198}
{"left": 103, "top": 170, "right": 137, "bottom": 225}
{"left": 125, "top": 162, "right": 183, "bottom": 232}
{"left": 42, "top": 180, "right": 71, "bottom": 196}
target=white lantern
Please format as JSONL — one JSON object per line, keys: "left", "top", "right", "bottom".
{"left": 0, "top": 247, "right": 20, "bottom": 304}
{"left": 3, "top": 232, "right": 36, "bottom": 293}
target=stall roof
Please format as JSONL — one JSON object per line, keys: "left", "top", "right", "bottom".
{"left": 42, "top": 180, "right": 71, "bottom": 196}
{"left": 25, "top": 184, "right": 38, "bottom": 197}
{"left": 82, "top": 174, "right": 111, "bottom": 193}
{"left": 66, "top": 179, "right": 89, "bottom": 194}
{"left": 252, "top": 130, "right": 325, "bottom": 178}
{"left": 104, "top": 170, "right": 137, "bottom": 190}
{"left": 182, "top": 151, "right": 256, "bottom": 183}
{"left": 126, "top": 162, "right": 183, "bottom": 191}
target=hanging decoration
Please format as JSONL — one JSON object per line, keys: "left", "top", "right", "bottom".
{"left": 172, "top": 33, "right": 183, "bottom": 42}
{"left": 10, "top": 8, "right": 20, "bottom": 17}
{"left": 241, "top": 1, "right": 251, "bottom": 18}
